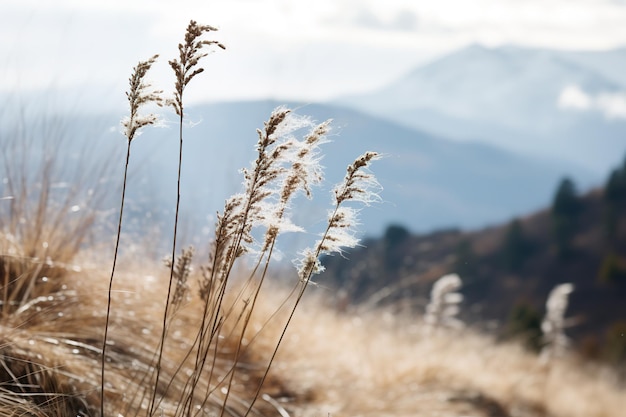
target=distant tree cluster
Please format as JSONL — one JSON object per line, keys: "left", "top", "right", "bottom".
{"left": 551, "top": 177, "right": 582, "bottom": 258}
{"left": 605, "top": 156, "right": 626, "bottom": 206}
{"left": 604, "top": 155, "right": 626, "bottom": 244}
{"left": 598, "top": 154, "right": 626, "bottom": 284}
{"left": 501, "top": 219, "right": 534, "bottom": 271}
{"left": 383, "top": 224, "right": 410, "bottom": 270}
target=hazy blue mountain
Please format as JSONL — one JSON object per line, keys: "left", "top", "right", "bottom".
{"left": 563, "top": 47, "right": 626, "bottom": 87}
{"left": 7, "top": 101, "right": 594, "bottom": 234}
{"left": 1, "top": 100, "right": 594, "bottom": 252}
{"left": 338, "top": 44, "right": 626, "bottom": 175}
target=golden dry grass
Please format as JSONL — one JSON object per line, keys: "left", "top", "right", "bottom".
{"left": 264, "top": 288, "right": 626, "bottom": 417}
{"left": 0, "top": 231, "right": 624, "bottom": 417}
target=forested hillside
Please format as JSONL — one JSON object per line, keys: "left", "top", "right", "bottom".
{"left": 320, "top": 156, "right": 626, "bottom": 365}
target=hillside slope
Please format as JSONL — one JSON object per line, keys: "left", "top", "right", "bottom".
{"left": 320, "top": 175, "right": 626, "bottom": 365}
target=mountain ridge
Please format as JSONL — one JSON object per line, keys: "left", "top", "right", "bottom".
{"left": 1, "top": 99, "right": 594, "bottom": 246}
{"left": 336, "top": 43, "right": 626, "bottom": 175}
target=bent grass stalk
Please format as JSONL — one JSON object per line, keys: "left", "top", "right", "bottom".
{"left": 217, "top": 114, "right": 331, "bottom": 416}
{"left": 243, "top": 151, "right": 381, "bottom": 416}
{"left": 165, "top": 109, "right": 324, "bottom": 416}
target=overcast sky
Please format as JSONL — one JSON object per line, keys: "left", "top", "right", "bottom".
{"left": 2, "top": 0, "right": 626, "bottom": 110}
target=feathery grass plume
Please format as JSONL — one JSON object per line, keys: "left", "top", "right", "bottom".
{"left": 149, "top": 21, "right": 223, "bottom": 417}
{"left": 540, "top": 283, "right": 574, "bottom": 363}
{"left": 297, "top": 151, "right": 382, "bottom": 281}
{"left": 261, "top": 119, "right": 330, "bottom": 252}
{"left": 173, "top": 108, "right": 324, "bottom": 417}
{"left": 243, "top": 151, "right": 381, "bottom": 416}
{"left": 102, "top": 54, "right": 162, "bottom": 417}
{"left": 167, "top": 21, "right": 225, "bottom": 117}
{"left": 204, "top": 107, "right": 315, "bottom": 283}
{"left": 424, "top": 273, "right": 464, "bottom": 332}
{"left": 216, "top": 114, "right": 331, "bottom": 416}
{"left": 122, "top": 55, "right": 164, "bottom": 142}
{"left": 163, "top": 246, "right": 194, "bottom": 312}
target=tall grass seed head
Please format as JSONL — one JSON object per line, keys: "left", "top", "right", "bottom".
{"left": 295, "top": 151, "right": 381, "bottom": 282}
{"left": 121, "top": 55, "right": 163, "bottom": 142}
{"left": 540, "top": 282, "right": 574, "bottom": 362}
{"left": 168, "top": 20, "right": 225, "bottom": 116}
{"left": 425, "top": 273, "right": 464, "bottom": 329}
{"left": 334, "top": 151, "right": 382, "bottom": 206}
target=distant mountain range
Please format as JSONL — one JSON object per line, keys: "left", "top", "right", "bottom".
{"left": 1, "top": 100, "right": 589, "bottom": 248}
{"left": 4, "top": 43, "right": 624, "bottom": 246}
{"left": 338, "top": 44, "right": 626, "bottom": 175}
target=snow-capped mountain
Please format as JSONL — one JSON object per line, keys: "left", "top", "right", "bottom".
{"left": 338, "top": 44, "right": 626, "bottom": 175}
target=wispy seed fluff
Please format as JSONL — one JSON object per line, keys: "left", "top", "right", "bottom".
{"left": 540, "top": 283, "right": 575, "bottom": 363}
{"left": 296, "top": 152, "right": 381, "bottom": 282}
{"left": 424, "top": 273, "right": 464, "bottom": 331}
{"left": 262, "top": 119, "right": 331, "bottom": 251}
{"left": 121, "top": 55, "right": 163, "bottom": 142}
{"left": 236, "top": 108, "right": 329, "bottom": 249}
{"left": 205, "top": 108, "right": 331, "bottom": 281}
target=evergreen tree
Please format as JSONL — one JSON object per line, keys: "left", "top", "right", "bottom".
{"left": 551, "top": 177, "right": 581, "bottom": 258}
{"left": 383, "top": 224, "right": 410, "bottom": 270}
{"left": 552, "top": 177, "right": 581, "bottom": 217}
{"left": 501, "top": 218, "right": 532, "bottom": 271}
{"left": 605, "top": 168, "right": 626, "bottom": 205}
{"left": 603, "top": 155, "right": 626, "bottom": 243}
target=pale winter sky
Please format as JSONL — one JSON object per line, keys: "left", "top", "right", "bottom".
{"left": 2, "top": 0, "right": 626, "bottom": 110}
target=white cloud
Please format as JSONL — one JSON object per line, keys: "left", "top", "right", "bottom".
{"left": 558, "top": 85, "right": 626, "bottom": 119}
{"left": 351, "top": 8, "right": 419, "bottom": 32}
{"left": 558, "top": 85, "right": 592, "bottom": 110}
{"left": 597, "top": 93, "right": 626, "bottom": 119}
{"left": 3, "top": 0, "right": 626, "bottom": 104}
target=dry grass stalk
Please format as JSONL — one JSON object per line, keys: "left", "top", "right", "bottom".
{"left": 166, "top": 108, "right": 333, "bottom": 417}
{"left": 164, "top": 246, "right": 194, "bottom": 312}
{"left": 101, "top": 54, "right": 162, "bottom": 417}
{"left": 241, "top": 151, "right": 382, "bottom": 416}
{"left": 149, "top": 22, "right": 224, "bottom": 417}
{"left": 540, "top": 283, "right": 575, "bottom": 364}
{"left": 167, "top": 21, "right": 225, "bottom": 117}
{"left": 424, "top": 273, "right": 464, "bottom": 332}
{"left": 0, "top": 123, "right": 99, "bottom": 320}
